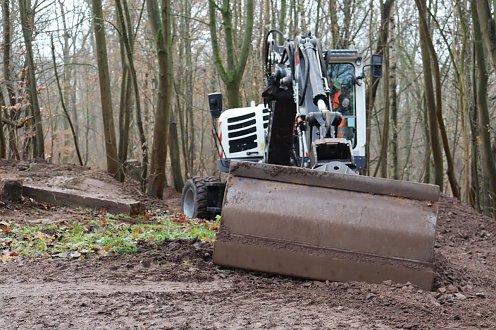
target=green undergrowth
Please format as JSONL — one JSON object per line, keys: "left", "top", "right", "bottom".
{"left": 0, "top": 214, "right": 220, "bottom": 262}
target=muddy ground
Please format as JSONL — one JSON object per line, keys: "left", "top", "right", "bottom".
{"left": 0, "top": 161, "right": 495, "bottom": 329}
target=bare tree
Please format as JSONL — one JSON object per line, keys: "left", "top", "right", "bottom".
{"left": 115, "top": 0, "right": 148, "bottom": 186}
{"left": 2, "top": 0, "right": 20, "bottom": 160}
{"left": 169, "top": 111, "right": 184, "bottom": 192}
{"left": 368, "top": 0, "right": 394, "bottom": 177}
{"left": 18, "top": 0, "right": 44, "bottom": 159}
{"left": 416, "top": 0, "right": 443, "bottom": 188}
{"left": 416, "top": 0, "right": 460, "bottom": 198}
{"left": 50, "top": 35, "right": 83, "bottom": 166}
{"left": 175, "top": 0, "right": 195, "bottom": 176}
{"left": 208, "top": 0, "right": 254, "bottom": 108}
{"left": 0, "top": 89, "right": 5, "bottom": 158}
{"left": 389, "top": 4, "right": 399, "bottom": 180}
{"left": 146, "top": 0, "right": 173, "bottom": 198}
{"left": 91, "top": 0, "right": 120, "bottom": 176}
{"left": 472, "top": 2, "right": 496, "bottom": 216}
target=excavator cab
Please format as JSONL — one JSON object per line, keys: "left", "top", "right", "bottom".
{"left": 325, "top": 51, "right": 369, "bottom": 170}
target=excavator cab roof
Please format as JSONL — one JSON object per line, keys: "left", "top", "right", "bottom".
{"left": 326, "top": 49, "right": 361, "bottom": 63}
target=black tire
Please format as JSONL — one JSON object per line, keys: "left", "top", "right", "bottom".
{"left": 181, "top": 176, "right": 220, "bottom": 220}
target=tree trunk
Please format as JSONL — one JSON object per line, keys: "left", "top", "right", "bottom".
{"left": 169, "top": 111, "right": 184, "bottom": 192}
{"left": 366, "top": 0, "right": 394, "bottom": 176}
{"left": 289, "top": 0, "right": 295, "bottom": 36}
{"left": 422, "top": 95, "right": 432, "bottom": 184}
{"left": 116, "top": 7, "right": 132, "bottom": 182}
{"left": 225, "top": 80, "right": 242, "bottom": 111}
{"left": 0, "top": 91, "right": 5, "bottom": 158}
{"left": 469, "top": 37, "right": 481, "bottom": 210}
{"left": 2, "top": 0, "right": 20, "bottom": 160}
{"left": 58, "top": 0, "right": 73, "bottom": 163}
{"left": 376, "top": 43, "right": 390, "bottom": 178}
{"left": 329, "top": 0, "right": 339, "bottom": 48}
{"left": 117, "top": 62, "right": 131, "bottom": 181}
{"left": 279, "top": 0, "right": 287, "bottom": 36}
{"left": 416, "top": 0, "right": 460, "bottom": 198}
{"left": 175, "top": 83, "right": 189, "bottom": 175}
{"left": 178, "top": 0, "right": 195, "bottom": 176}
{"left": 453, "top": 0, "right": 472, "bottom": 204}
{"left": 476, "top": 0, "right": 496, "bottom": 70}
{"left": 372, "top": 1, "right": 395, "bottom": 178}
{"left": 146, "top": 0, "right": 173, "bottom": 198}
{"left": 314, "top": 0, "right": 321, "bottom": 36}
{"left": 415, "top": 0, "right": 443, "bottom": 189}
{"left": 116, "top": 0, "right": 148, "bottom": 188}
{"left": 18, "top": 0, "right": 44, "bottom": 159}
{"left": 91, "top": 0, "right": 120, "bottom": 176}
{"left": 472, "top": 2, "right": 496, "bottom": 216}
{"left": 389, "top": 8, "right": 399, "bottom": 180}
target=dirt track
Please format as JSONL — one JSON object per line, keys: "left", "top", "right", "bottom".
{"left": 1, "top": 163, "right": 495, "bottom": 329}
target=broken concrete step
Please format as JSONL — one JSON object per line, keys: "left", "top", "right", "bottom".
{"left": 22, "top": 184, "right": 142, "bottom": 215}
{"left": 1, "top": 179, "right": 142, "bottom": 215}
{"left": 0, "top": 179, "right": 23, "bottom": 202}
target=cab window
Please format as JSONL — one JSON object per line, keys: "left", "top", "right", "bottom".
{"left": 327, "top": 63, "right": 357, "bottom": 147}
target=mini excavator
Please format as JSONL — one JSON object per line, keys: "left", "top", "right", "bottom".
{"left": 182, "top": 30, "right": 439, "bottom": 290}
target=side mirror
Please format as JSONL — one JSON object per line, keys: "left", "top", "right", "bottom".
{"left": 208, "top": 92, "right": 223, "bottom": 119}
{"left": 371, "top": 54, "right": 383, "bottom": 78}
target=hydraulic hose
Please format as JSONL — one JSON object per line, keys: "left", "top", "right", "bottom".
{"left": 264, "top": 29, "right": 285, "bottom": 78}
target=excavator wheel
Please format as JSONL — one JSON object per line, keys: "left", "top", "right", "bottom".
{"left": 181, "top": 176, "right": 219, "bottom": 220}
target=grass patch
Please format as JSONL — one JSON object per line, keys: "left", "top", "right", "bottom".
{"left": 0, "top": 215, "right": 220, "bottom": 262}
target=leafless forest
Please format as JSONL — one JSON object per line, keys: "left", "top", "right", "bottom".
{"left": 1, "top": 0, "right": 495, "bottom": 214}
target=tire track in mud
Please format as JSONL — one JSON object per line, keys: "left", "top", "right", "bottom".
{"left": 0, "top": 279, "right": 232, "bottom": 298}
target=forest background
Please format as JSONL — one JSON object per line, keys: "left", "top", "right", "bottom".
{"left": 1, "top": 0, "right": 495, "bottom": 216}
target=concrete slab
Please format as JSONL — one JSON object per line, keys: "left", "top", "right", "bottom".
{"left": 0, "top": 179, "right": 142, "bottom": 215}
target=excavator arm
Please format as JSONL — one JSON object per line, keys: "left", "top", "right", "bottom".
{"left": 263, "top": 31, "right": 350, "bottom": 171}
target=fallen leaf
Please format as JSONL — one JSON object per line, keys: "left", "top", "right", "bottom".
{"left": 0, "top": 224, "right": 12, "bottom": 233}
{"left": 143, "top": 211, "right": 152, "bottom": 221}
{"left": 173, "top": 214, "right": 187, "bottom": 224}
{"left": 202, "top": 237, "right": 214, "bottom": 244}
{"left": 100, "top": 216, "right": 107, "bottom": 228}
